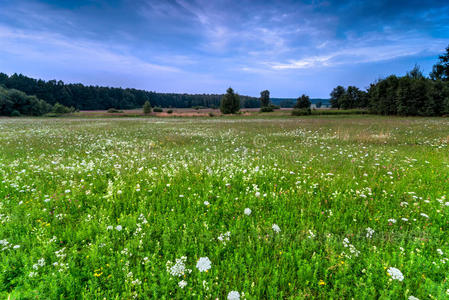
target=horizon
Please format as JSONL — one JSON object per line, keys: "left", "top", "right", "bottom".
{"left": 0, "top": 0, "right": 448, "bottom": 98}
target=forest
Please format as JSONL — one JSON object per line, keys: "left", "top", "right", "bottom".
{"left": 0, "top": 73, "right": 259, "bottom": 111}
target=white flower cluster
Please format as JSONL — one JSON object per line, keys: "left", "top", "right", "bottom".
{"left": 272, "top": 224, "right": 281, "bottom": 233}
{"left": 244, "top": 208, "right": 252, "bottom": 216}
{"left": 218, "top": 231, "right": 231, "bottom": 244}
{"left": 227, "top": 291, "right": 240, "bottom": 300}
{"left": 196, "top": 257, "right": 212, "bottom": 272}
{"left": 387, "top": 267, "right": 404, "bottom": 281}
{"left": 166, "top": 256, "right": 191, "bottom": 277}
{"left": 343, "top": 238, "right": 360, "bottom": 258}
{"left": 366, "top": 227, "right": 375, "bottom": 238}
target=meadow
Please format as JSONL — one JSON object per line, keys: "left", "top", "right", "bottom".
{"left": 1, "top": 115, "right": 449, "bottom": 299}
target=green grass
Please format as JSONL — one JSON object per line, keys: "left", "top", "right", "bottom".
{"left": 1, "top": 115, "right": 449, "bottom": 299}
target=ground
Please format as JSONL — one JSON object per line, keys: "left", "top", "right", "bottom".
{"left": 0, "top": 115, "right": 449, "bottom": 299}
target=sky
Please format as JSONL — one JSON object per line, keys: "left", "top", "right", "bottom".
{"left": 0, "top": 0, "right": 448, "bottom": 98}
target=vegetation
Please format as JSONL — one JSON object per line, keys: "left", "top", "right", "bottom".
{"left": 0, "top": 73, "right": 259, "bottom": 110}
{"left": 1, "top": 116, "right": 449, "bottom": 299}
{"left": 153, "top": 107, "right": 163, "bottom": 113}
{"left": 259, "top": 90, "right": 273, "bottom": 112}
{"left": 143, "top": 101, "right": 152, "bottom": 114}
{"left": 292, "top": 94, "right": 312, "bottom": 115}
{"left": 220, "top": 88, "right": 240, "bottom": 114}
{"left": 329, "top": 46, "right": 449, "bottom": 116}
{"left": 0, "top": 86, "right": 72, "bottom": 116}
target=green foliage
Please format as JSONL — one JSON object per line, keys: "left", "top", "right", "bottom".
{"left": 295, "top": 94, "right": 311, "bottom": 109}
{"left": 143, "top": 101, "right": 152, "bottom": 114}
{"left": 260, "top": 106, "right": 274, "bottom": 112}
{"left": 291, "top": 108, "right": 311, "bottom": 115}
{"left": 52, "top": 102, "right": 74, "bottom": 114}
{"left": 330, "top": 86, "right": 345, "bottom": 108}
{"left": 0, "top": 73, "right": 260, "bottom": 110}
{"left": 430, "top": 45, "right": 449, "bottom": 81}
{"left": 10, "top": 110, "right": 20, "bottom": 117}
{"left": 153, "top": 107, "right": 163, "bottom": 112}
{"left": 259, "top": 90, "right": 270, "bottom": 108}
{"left": 0, "top": 86, "right": 52, "bottom": 116}
{"left": 167, "top": 109, "right": 173, "bottom": 114}
{"left": 220, "top": 88, "right": 240, "bottom": 114}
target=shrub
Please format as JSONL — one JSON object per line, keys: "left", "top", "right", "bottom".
{"left": 143, "top": 101, "right": 152, "bottom": 114}
{"left": 10, "top": 110, "right": 20, "bottom": 117}
{"left": 220, "top": 87, "right": 240, "bottom": 114}
{"left": 291, "top": 108, "right": 311, "bottom": 116}
{"left": 209, "top": 112, "right": 215, "bottom": 117}
{"left": 53, "top": 103, "right": 73, "bottom": 114}
{"left": 167, "top": 109, "right": 173, "bottom": 114}
{"left": 260, "top": 106, "right": 274, "bottom": 112}
{"left": 107, "top": 108, "right": 122, "bottom": 113}
{"left": 153, "top": 107, "right": 163, "bottom": 112}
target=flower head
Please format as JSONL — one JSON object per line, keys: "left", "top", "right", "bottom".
{"left": 244, "top": 208, "right": 252, "bottom": 216}
{"left": 227, "top": 291, "right": 240, "bottom": 300}
{"left": 196, "top": 257, "right": 212, "bottom": 272}
{"left": 387, "top": 267, "right": 404, "bottom": 281}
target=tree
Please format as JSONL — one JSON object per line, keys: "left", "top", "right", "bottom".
{"left": 143, "top": 100, "right": 152, "bottom": 114}
{"left": 330, "top": 86, "right": 345, "bottom": 109}
{"left": 430, "top": 45, "right": 449, "bottom": 81}
{"left": 339, "top": 86, "right": 361, "bottom": 109}
{"left": 294, "top": 94, "right": 311, "bottom": 109}
{"left": 220, "top": 87, "right": 240, "bottom": 114}
{"left": 316, "top": 101, "right": 322, "bottom": 108}
{"left": 260, "top": 90, "right": 270, "bottom": 108}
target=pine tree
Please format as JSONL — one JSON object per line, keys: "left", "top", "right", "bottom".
{"left": 220, "top": 88, "right": 240, "bottom": 114}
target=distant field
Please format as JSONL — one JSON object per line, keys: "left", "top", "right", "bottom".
{"left": 1, "top": 115, "right": 449, "bottom": 298}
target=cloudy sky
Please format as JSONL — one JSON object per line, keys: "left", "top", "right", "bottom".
{"left": 0, "top": 0, "right": 448, "bottom": 97}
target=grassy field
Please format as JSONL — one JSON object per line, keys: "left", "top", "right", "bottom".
{"left": 1, "top": 115, "right": 449, "bottom": 299}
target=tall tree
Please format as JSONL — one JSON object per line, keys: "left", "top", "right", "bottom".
{"left": 260, "top": 90, "right": 270, "bottom": 107}
{"left": 220, "top": 87, "right": 240, "bottom": 114}
{"left": 294, "top": 94, "right": 311, "bottom": 109}
{"left": 330, "top": 86, "right": 345, "bottom": 109}
{"left": 143, "top": 100, "right": 152, "bottom": 114}
{"left": 430, "top": 45, "right": 449, "bottom": 81}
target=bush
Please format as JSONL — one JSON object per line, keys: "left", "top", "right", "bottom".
{"left": 107, "top": 108, "right": 122, "bottom": 113}
{"left": 53, "top": 103, "right": 73, "bottom": 114}
{"left": 153, "top": 107, "right": 163, "bottom": 112}
{"left": 143, "top": 101, "right": 152, "bottom": 114}
{"left": 260, "top": 106, "right": 274, "bottom": 112}
{"left": 10, "top": 110, "right": 20, "bottom": 117}
{"left": 291, "top": 108, "right": 311, "bottom": 116}
{"left": 209, "top": 112, "right": 215, "bottom": 117}
{"left": 167, "top": 109, "right": 173, "bottom": 114}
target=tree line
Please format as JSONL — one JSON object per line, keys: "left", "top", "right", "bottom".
{"left": 329, "top": 45, "right": 449, "bottom": 116}
{"left": 0, "top": 73, "right": 259, "bottom": 111}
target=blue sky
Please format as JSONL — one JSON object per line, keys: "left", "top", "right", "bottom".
{"left": 0, "top": 0, "right": 448, "bottom": 98}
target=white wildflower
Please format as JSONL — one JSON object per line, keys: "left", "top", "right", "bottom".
{"left": 366, "top": 227, "right": 374, "bottom": 238}
{"left": 196, "top": 257, "right": 212, "bottom": 272}
{"left": 178, "top": 280, "right": 187, "bottom": 289}
{"left": 272, "top": 224, "right": 281, "bottom": 233}
{"left": 387, "top": 267, "right": 404, "bottom": 281}
{"left": 244, "top": 208, "right": 252, "bottom": 216}
{"left": 227, "top": 291, "right": 240, "bottom": 300}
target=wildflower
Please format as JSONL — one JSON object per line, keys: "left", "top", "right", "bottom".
{"left": 218, "top": 231, "right": 231, "bottom": 244}
{"left": 308, "top": 230, "right": 315, "bottom": 239}
{"left": 13, "top": 245, "right": 20, "bottom": 249}
{"left": 116, "top": 225, "right": 122, "bottom": 231}
{"left": 255, "top": 192, "right": 260, "bottom": 197}
{"left": 244, "top": 208, "right": 252, "bottom": 215}
{"left": 408, "top": 296, "right": 419, "bottom": 300}
{"left": 437, "top": 249, "right": 443, "bottom": 255}
{"left": 420, "top": 213, "right": 429, "bottom": 218}
{"left": 178, "top": 280, "right": 187, "bottom": 289}
{"left": 227, "top": 291, "right": 240, "bottom": 300}
{"left": 366, "top": 227, "right": 374, "bottom": 238}
{"left": 388, "top": 218, "right": 396, "bottom": 224}
{"left": 166, "top": 256, "right": 191, "bottom": 277}
{"left": 387, "top": 267, "right": 404, "bottom": 281}
{"left": 196, "top": 257, "right": 212, "bottom": 272}
{"left": 204, "top": 201, "right": 210, "bottom": 206}
{"left": 272, "top": 224, "right": 281, "bottom": 233}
